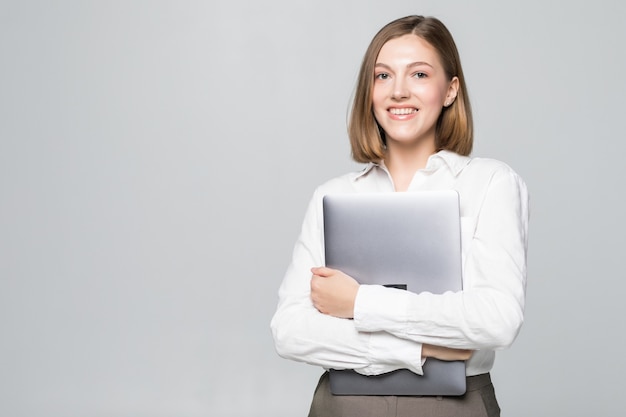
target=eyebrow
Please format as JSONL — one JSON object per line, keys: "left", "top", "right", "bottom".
{"left": 375, "top": 61, "right": 434, "bottom": 70}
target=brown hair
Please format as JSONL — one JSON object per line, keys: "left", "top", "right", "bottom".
{"left": 348, "top": 15, "right": 473, "bottom": 162}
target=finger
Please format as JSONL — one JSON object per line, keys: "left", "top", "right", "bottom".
{"left": 311, "top": 266, "right": 338, "bottom": 277}
{"left": 310, "top": 275, "right": 326, "bottom": 293}
{"left": 311, "top": 266, "right": 334, "bottom": 277}
{"left": 310, "top": 275, "right": 320, "bottom": 290}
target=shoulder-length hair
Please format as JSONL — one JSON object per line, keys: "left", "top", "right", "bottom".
{"left": 349, "top": 15, "right": 473, "bottom": 163}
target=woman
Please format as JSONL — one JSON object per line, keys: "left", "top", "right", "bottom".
{"left": 271, "top": 15, "right": 529, "bottom": 417}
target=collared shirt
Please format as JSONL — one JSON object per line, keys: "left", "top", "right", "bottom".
{"left": 271, "top": 150, "right": 529, "bottom": 377}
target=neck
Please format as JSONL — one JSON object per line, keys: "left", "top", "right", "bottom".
{"left": 384, "top": 140, "right": 437, "bottom": 191}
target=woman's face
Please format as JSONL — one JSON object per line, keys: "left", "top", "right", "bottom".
{"left": 372, "top": 34, "right": 458, "bottom": 149}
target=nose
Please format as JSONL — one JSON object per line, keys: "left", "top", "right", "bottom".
{"left": 391, "top": 77, "right": 409, "bottom": 100}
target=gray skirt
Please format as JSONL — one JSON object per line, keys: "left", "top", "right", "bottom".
{"left": 308, "top": 372, "right": 500, "bottom": 417}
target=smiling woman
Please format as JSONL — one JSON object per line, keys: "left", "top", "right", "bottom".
{"left": 373, "top": 36, "right": 457, "bottom": 136}
{"left": 348, "top": 16, "right": 473, "bottom": 168}
{"left": 372, "top": 34, "right": 460, "bottom": 191}
{"left": 271, "top": 15, "right": 529, "bottom": 417}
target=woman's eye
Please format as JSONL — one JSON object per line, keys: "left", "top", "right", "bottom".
{"left": 375, "top": 73, "right": 389, "bottom": 80}
{"left": 413, "top": 72, "right": 427, "bottom": 79}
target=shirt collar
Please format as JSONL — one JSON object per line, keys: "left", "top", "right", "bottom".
{"left": 351, "top": 162, "right": 378, "bottom": 181}
{"left": 350, "top": 150, "right": 471, "bottom": 182}
{"left": 427, "top": 150, "right": 471, "bottom": 176}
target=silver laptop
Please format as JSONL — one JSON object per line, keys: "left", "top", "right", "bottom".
{"left": 323, "top": 191, "right": 466, "bottom": 396}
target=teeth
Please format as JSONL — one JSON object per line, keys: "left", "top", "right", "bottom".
{"left": 390, "top": 108, "right": 417, "bottom": 115}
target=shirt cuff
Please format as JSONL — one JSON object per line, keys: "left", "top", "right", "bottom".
{"left": 353, "top": 284, "right": 411, "bottom": 334}
{"left": 355, "top": 331, "right": 425, "bottom": 376}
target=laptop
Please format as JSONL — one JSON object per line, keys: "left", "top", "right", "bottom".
{"left": 323, "top": 190, "right": 466, "bottom": 396}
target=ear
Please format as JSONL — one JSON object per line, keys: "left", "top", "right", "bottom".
{"left": 444, "top": 76, "right": 459, "bottom": 107}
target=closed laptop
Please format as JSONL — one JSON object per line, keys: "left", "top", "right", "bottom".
{"left": 323, "top": 191, "right": 466, "bottom": 396}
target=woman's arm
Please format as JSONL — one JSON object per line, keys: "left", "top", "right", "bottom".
{"left": 271, "top": 188, "right": 430, "bottom": 375}
{"left": 310, "top": 266, "right": 473, "bottom": 362}
{"left": 422, "top": 344, "right": 473, "bottom": 361}
{"left": 308, "top": 167, "right": 529, "bottom": 351}
{"left": 353, "top": 168, "right": 530, "bottom": 350}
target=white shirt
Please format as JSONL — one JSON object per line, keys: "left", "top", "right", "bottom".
{"left": 271, "top": 150, "right": 529, "bottom": 377}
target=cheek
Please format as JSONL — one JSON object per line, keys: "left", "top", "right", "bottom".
{"left": 371, "top": 89, "right": 388, "bottom": 117}
{"left": 371, "top": 86, "right": 385, "bottom": 107}
{"left": 414, "top": 85, "right": 447, "bottom": 106}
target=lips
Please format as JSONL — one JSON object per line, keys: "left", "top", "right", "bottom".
{"left": 389, "top": 107, "right": 418, "bottom": 115}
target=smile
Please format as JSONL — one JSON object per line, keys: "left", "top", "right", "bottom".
{"left": 389, "top": 108, "right": 418, "bottom": 115}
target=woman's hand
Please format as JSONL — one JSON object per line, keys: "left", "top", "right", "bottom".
{"left": 310, "top": 267, "right": 359, "bottom": 319}
{"left": 422, "top": 344, "right": 473, "bottom": 361}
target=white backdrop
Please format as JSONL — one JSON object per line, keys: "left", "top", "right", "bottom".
{"left": 1, "top": 1, "right": 625, "bottom": 416}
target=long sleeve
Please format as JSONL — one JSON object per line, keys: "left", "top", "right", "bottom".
{"left": 270, "top": 185, "right": 426, "bottom": 376}
{"left": 271, "top": 152, "right": 530, "bottom": 377}
{"left": 353, "top": 164, "right": 529, "bottom": 351}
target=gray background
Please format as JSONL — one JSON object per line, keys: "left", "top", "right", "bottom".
{"left": 1, "top": 0, "right": 624, "bottom": 416}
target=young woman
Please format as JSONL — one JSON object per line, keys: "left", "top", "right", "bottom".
{"left": 271, "top": 15, "right": 529, "bottom": 417}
